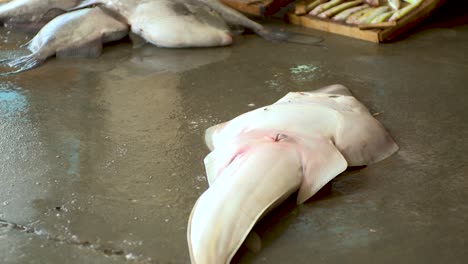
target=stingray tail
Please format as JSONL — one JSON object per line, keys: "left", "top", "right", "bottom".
{"left": 0, "top": 54, "right": 42, "bottom": 76}
{"left": 257, "top": 27, "right": 324, "bottom": 46}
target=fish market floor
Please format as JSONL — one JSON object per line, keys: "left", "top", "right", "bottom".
{"left": 0, "top": 3, "right": 467, "bottom": 264}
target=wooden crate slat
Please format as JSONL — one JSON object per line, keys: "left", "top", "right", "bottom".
{"left": 288, "top": 13, "right": 381, "bottom": 42}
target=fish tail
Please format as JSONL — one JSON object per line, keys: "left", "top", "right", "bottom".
{"left": 0, "top": 54, "right": 42, "bottom": 76}
{"left": 188, "top": 142, "right": 302, "bottom": 263}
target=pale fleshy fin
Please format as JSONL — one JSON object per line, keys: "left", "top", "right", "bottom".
{"left": 204, "top": 122, "right": 227, "bottom": 151}
{"left": 335, "top": 112, "right": 399, "bottom": 166}
{"left": 297, "top": 137, "right": 348, "bottom": 204}
{"left": 204, "top": 138, "right": 251, "bottom": 185}
{"left": 203, "top": 150, "right": 220, "bottom": 185}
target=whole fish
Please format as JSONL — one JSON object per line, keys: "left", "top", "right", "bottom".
{"left": 0, "top": 7, "right": 128, "bottom": 75}
{"left": 0, "top": 0, "right": 80, "bottom": 26}
{"left": 129, "top": 0, "right": 233, "bottom": 48}
{"left": 188, "top": 84, "right": 398, "bottom": 264}
{"left": 73, "top": 0, "right": 323, "bottom": 47}
{"left": 59, "top": 0, "right": 235, "bottom": 48}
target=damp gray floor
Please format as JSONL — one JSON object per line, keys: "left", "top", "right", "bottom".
{"left": 0, "top": 2, "right": 467, "bottom": 264}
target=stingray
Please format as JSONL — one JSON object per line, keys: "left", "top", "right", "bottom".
{"left": 187, "top": 84, "right": 399, "bottom": 263}
{"left": 0, "top": 0, "right": 322, "bottom": 75}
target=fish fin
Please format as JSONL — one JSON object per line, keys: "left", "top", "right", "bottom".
{"left": 19, "top": 39, "right": 33, "bottom": 49}
{"left": 129, "top": 32, "right": 147, "bottom": 49}
{"left": 204, "top": 140, "right": 240, "bottom": 185}
{"left": 0, "top": 57, "right": 11, "bottom": 64}
{"left": 244, "top": 231, "right": 262, "bottom": 253}
{"left": 204, "top": 134, "right": 259, "bottom": 185}
{"left": 187, "top": 199, "right": 199, "bottom": 264}
{"left": 310, "top": 84, "right": 352, "bottom": 96}
{"left": 0, "top": 54, "right": 43, "bottom": 76}
{"left": 335, "top": 113, "right": 399, "bottom": 166}
{"left": 297, "top": 137, "right": 348, "bottom": 204}
{"left": 258, "top": 27, "right": 324, "bottom": 46}
{"left": 205, "top": 125, "right": 218, "bottom": 151}
{"left": 204, "top": 122, "right": 227, "bottom": 151}
{"left": 204, "top": 150, "right": 219, "bottom": 185}
{"left": 102, "top": 30, "right": 128, "bottom": 44}
{"left": 56, "top": 39, "right": 103, "bottom": 58}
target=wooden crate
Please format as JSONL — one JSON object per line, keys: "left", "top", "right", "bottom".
{"left": 286, "top": 0, "right": 446, "bottom": 43}
{"left": 221, "top": 0, "right": 295, "bottom": 16}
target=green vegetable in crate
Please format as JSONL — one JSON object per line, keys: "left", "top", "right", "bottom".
{"left": 358, "top": 6, "right": 389, "bottom": 24}
{"left": 318, "top": 0, "right": 363, "bottom": 18}
{"left": 332, "top": 4, "right": 369, "bottom": 21}
{"left": 402, "top": 0, "right": 419, "bottom": 4}
{"left": 345, "top": 7, "right": 374, "bottom": 24}
{"left": 306, "top": 0, "right": 328, "bottom": 13}
{"left": 310, "top": 0, "right": 344, "bottom": 16}
{"left": 387, "top": 0, "right": 401, "bottom": 10}
{"left": 365, "top": 0, "right": 379, "bottom": 6}
{"left": 390, "top": 0, "right": 423, "bottom": 21}
{"left": 371, "top": 10, "right": 394, "bottom": 23}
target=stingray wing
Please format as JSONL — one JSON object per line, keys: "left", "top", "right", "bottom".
{"left": 335, "top": 111, "right": 399, "bottom": 166}
{"left": 206, "top": 85, "right": 398, "bottom": 167}
{"left": 296, "top": 136, "right": 348, "bottom": 204}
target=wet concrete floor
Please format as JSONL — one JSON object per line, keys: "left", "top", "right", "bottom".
{"left": 0, "top": 2, "right": 467, "bottom": 264}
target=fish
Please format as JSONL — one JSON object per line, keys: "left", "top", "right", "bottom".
{"left": 187, "top": 84, "right": 399, "bottom": 264}
{"left": 0, "top": 7, "right": 128, "bottom": 75}
{"left": 0, "top": 0, "right": 80, "bottom": 28}
{"left": 56, "top": 0, "right": 235, "bottom": 48}
{"left": 129, "top": 0, "right": 234, "bottom": 48}
{"left": 0, "top": 0, "right": 322, "bottom": 75}
{"left": 73, "top": 0, "right": 323, "bottom": 47}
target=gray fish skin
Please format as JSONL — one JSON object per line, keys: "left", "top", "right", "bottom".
{"left": 129, "top": 0, "right": 233, "bottom": 48}
{"left": 0, "top": 0, "right": 80, "bottom": 25}
{"left": 0, "top": 7, "right": 128, "bottom": 75}
{"left": 76, "top": 0, "right": 234, "bottom": 48}
{"left": 75, "top": 0, "right": 322, "bottom": 47}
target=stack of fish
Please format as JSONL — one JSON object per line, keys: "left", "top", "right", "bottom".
{"left": 295, "top": 0, "right": 424, "bottom": 25}
{"left": 0, "top": 0, "right": 322, "bottom": 75}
